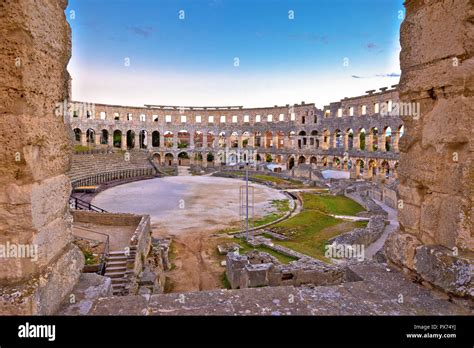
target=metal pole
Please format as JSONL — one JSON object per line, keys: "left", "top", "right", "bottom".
{"left": 246, "top": 168, "right": 249, "bottom": 241}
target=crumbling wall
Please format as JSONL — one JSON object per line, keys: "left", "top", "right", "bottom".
{"left": 385, "top": 0, "right": 473, "bottom": 298}
{"left": 0, "top": 0, "right": 84, "bottom": 314}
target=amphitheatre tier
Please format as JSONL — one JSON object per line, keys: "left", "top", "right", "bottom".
{"left": 92, "top": 176, "right": 288, "bottom": 236}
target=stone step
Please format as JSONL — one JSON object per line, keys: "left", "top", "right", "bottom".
{"left": 106, "top": 260, "right": 127, "bottom": 267}
{"left": 104, "top": 271, "right": 126, "bottom": 278}
{"left": 111, "top": 278, "right": 127, "bottom": 285}
{"left": 106, "top": 266, "right": 127, "bottom": 272}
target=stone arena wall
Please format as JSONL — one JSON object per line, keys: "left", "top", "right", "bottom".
{"left": 66, "top": 85, "right": 403, "bottom": 178}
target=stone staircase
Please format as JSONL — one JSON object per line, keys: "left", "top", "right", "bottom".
{"left": 104, "top": 246, "right": 137, "bottom": 296}
{"left": 177, "top": 166, "right": 191, "bottom": 176}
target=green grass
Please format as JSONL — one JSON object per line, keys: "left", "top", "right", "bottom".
{"left": 268, "top": 193, "right": 367, "bottom": 262}
{"left": 220, "top": 272, "right": 231, "bottom": 289}
{"left": 74, "top": 145, "right": 91, "bottom": 153}
{"left": 234, "top": 238, "right": 297, "bottom": 264}
{"left": 252, "top": 199, "right": 290, "bottom": 227}
{"left": 301, "top": 193, "right": 365, "bottom": 216}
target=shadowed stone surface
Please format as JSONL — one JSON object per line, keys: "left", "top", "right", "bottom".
{"left": 87, "top": 262, "right": 471, "bottom": 316}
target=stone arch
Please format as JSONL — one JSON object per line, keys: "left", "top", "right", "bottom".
{"left": 86, "top": 128, "right": 95, "bottom": 145}
{"left": 288, "top": 156, "right": 295, "bottom": 170}
{"left": 139, "top": 130, "right": 148, "bottom": 149}
{"left": 346, "top": 128, "right": 354, "bottom": 150}
{"left": 164, "top": 153, "right": 174, "bottom": 166}
{"left": 152, "top": 153, "right": 161, "bottom": 165}
{"left": 194, "top": 131, "right": 203, "bottom": 148}
{"left": 178, "top": 151, "right": 190, "bottom": 165}
{"left": 164, "top": 131, "right": 174, "bottom": 148}
{"left": 322, "top": 129, "right": 331, "bottom": 149}
{"left": 369, "top": 127, "right": 378, "bottom": 151}
{"left": 73, "top": 128, "right": 81, "bottom": 143}
{"left": 310, "top": 156, "right": 317, "bottom": 165}
{"left": 298, "top": 155, "right": 306, "bottom": 165}
{"left": 178, "top": 130, "right": 190, "bottom": 148}
{"left": 100, "top": 129, "right": 108, "bottom": 145}
{"left": 113, "top": 130, "right": 122, "bottom": 148}
{"left": 334, "top": 129, "right": 343, "bottom": 149}
{"left": 384, "top": 126, "right": 392, "bottom": 151}
{"left": 126, "top": 130, "right": 135, "bottom": 149}
{"left": 321, "top": 156, "right": 328, "bottom": 167}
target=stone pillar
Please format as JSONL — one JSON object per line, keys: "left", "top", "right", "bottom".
{"left": 173, "top": 134, "right": 178, "bottom": 149}
{"left": 134, "top": 132, "right": 140, "bottom": 149}
{"left": 94, "top": 133, "right": 101, "bottom": 146}
{"left": 392, "top": 131, "right": 400, "bottom": 152}
{"left": 190, "top": 132, "right": 195, "bottom": 149}
{"left": 249, "top": 134, "right": 255, "bottom": 148}
{"left": 160, "top": 133, "right": 165, "bottom": 149}
{"left": 238, "top": 135, "right": 243, "bottom": 148}
{"left": 378, "top": 134, "right": 386, "bottom": 152}
{"left": 0, "top": 0, "right": 84, "bottom": 315}
{"left": 272, "top": 134, "right": 278, "bottom": 149}
{"left": 120, "top": 133, "right": 126, "bottom": 150}
{"left": 203, "top": 133, "right": 208, "bottom": 149}
{"left": 80, "top": 132, "right": 87, "bottom": 146}
{"left": 108, "top": 132, "right": 113, "bottom": 147}
{"left": 384, "top": 0, "right": 473, "bottom": 298}
{"left": 283, "top": 135, "right": 289, "bottom": 149}
{"left": 353, "top": 134, "right": 360, "bottom": 150}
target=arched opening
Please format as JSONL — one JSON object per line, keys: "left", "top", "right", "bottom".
{"left": 347, "top": 128, "right": 354, "bottom": 150}
{"left": 359, "top": 128, "right": 366, "bottom": 150}
{"left": 194, "top": 131, "right": 203, "bottom": 148}
{"left": 152, "top": 131, "right": 160, "bottom": 147}
{"left": 298, "top": 155, "right": 306, "bottom": 165}
{"left": 139, "top": 130, "right": 147, "bottom": 149}
{"left": 178, "top": 130, "right": 190, "bottom": 148}
{"left": 231, "top": 132, "right": 239, "bottom": 148}
{"left": 334, "top": 129, "right": 342, "bottom": 149}
{"left": 152, "top": 153, "right": 161, "bottom": 165}
{"left": 310, "top": 156, "right": 317, "bottom": 166}
{"left": 164, "top": 153, "right": 174, "bottom": 166}
{"left": 356, "top": 159, "right": 365, "bottom": 177}
{"left": 384, "top": 127, "right": 392, "bottom": 151}
{"left": 86, "top": 128, "right": 95, "bottom": 145}
{"left": 322, "top": 129, "right": 331, "bottom": 149}
{"left": 276, "top": 131, "right": 284, "bottom": 149}
{"left": 164, "top": 131, "right": 174, "bottom": 148}
{"left": 113, "top": 130, "right": 122, "bottom": 148}
{"left": 207, "top": 132, "right": 215, "bottom": 148}
{"left": 73, "top": 128, "right": 81, "bottom": 143}
{"left": 333, "top": 157, "right": 341, "bottom": 168}
{"left": 298, "top": 130, "right": 306, "bottom": 149}
{"left": 218, "top": 131, "right": 227, "bottom": 148}
{"left": 254, "top": 132, "right": 262, "bottom": 147}
{"left": 100, "top": 129, "right": 108, "bottom": 145}
{"left": 288, "top": 131, "right": 296, "bottom": 147}
{"left": 381, "top": 160, "right": 390, "bottom": 175}
{"left": 370, "top": 127, "right": 378, "bottom": 151}
{"left": 288, "top": 157, "right": 295, "bottom": 170}
{"left": 368, "top": 159, "right": 377, "bottom": 176}
{"left": 242, "top": 131, "right": 250, "bottom": 148}
{"left": 322, "top": 157, "right": 328, "bottom": 167}
{"left": 126, "top": 130, "right": 135, "bottom": 149}
{"left": 178, "top": 151, "right": 190, "bottom": 165}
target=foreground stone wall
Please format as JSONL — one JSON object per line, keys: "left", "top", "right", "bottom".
{"left": 385, "top": 0, "right": 473, "bottom": 298}
{"left": 0, "top": 0, "right": 84, "bottom": 314}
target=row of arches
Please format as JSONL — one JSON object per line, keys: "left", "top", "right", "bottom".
{"left": 73, "top": 126, "right": 404, "bottom": 152}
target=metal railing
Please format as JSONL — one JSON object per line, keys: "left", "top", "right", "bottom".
{"left": 69, "top": 196, "right": 107, "bottom": 213}
{"left": 73, "top": 226, "right": 110, "bottom": 275}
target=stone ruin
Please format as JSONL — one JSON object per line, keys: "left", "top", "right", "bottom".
{"left": 226, "top": 250, "right": 351, "bottom": 289}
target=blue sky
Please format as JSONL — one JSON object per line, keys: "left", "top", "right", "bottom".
{"left": 66, "top": 0, "right": 404, "bottom": 107}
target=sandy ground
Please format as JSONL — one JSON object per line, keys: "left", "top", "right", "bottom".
{"left": 92, "top": 176, "right": 287, "bottom": 292}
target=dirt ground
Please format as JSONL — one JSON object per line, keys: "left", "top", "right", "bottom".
{"left": 92, "top": 176, "right": 286, "bottom": 292}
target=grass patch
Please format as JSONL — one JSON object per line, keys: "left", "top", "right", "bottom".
{"left": 268, "top": 193, "right": 367, "bottom": 262}
{"left": 301, "top": 193, "right": 365, "bottom": 216}
{"left": 252, "top": 199, "right": 290, "bottom": 227}
{"left": 220, "top": 272, "right": 231, "bottom": 289}
{"left": 74, "top": 145, "right": 91, "bottom": 153}
{"left": 233, "top": 238, "right": 297, "bottom": 264}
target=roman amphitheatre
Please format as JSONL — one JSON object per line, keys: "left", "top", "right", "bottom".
{"left": 0, "top": 0, "right": 472, "bottom": 316}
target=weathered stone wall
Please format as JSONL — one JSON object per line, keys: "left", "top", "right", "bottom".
{"left": 0, "top": 0, "right": 84, "bottom": 314}
{"left": 385, "top": 0, "right": 473, "bottom": 298}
